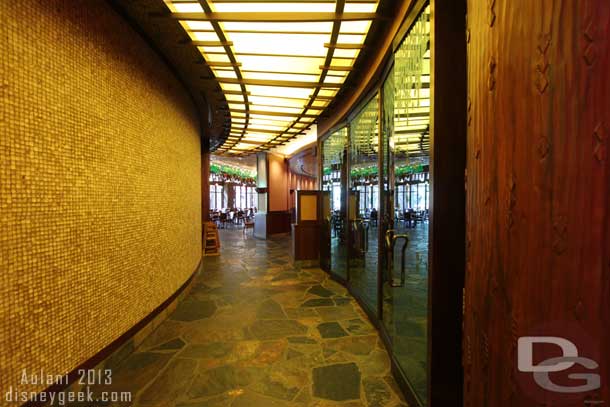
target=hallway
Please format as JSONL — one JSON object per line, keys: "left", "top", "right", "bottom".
{"left": 103, "top": 230, "right": 407, "bottom": 406}
{"left": 3, "top": 1, "right": 609, "bottom": 406}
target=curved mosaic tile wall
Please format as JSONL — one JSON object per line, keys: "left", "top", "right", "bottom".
{"left": 0, "top": 0, "right": 202, "bottom": 402}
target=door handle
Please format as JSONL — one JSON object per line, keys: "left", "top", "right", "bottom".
{"left": 389, "top": 234, "right": 409, "bottom": 288}
{"left": 352, "top": 218, "right": 366, "bottom": 254}
{"left": 385, "top": 229, "right": 395, "bottom": 282}
{"left": 360, "top": 222, "right": 369, "bottom": 253}
{"left": 385, "top": 229, "right": 395, "bottom": 252}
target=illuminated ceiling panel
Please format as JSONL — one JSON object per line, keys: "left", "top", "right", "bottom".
{"left": 165, "top": 0, "right": 380, "bottom": 155}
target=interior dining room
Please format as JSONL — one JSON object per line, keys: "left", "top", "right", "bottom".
{"left": 1, "top": 1, "right": 608, "bottom": 407}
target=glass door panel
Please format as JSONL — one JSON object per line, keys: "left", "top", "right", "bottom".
{"left": 381, "top": 6, "right": 431, "bottom": 404}
{"left": 322, "top": 128, "right": 348, "bottom": 280}
{"left": 348, "top": 94, "right": 380, "bottom": 313}
{"left": 319, "top": 190, "right": 331, "bottom": 272}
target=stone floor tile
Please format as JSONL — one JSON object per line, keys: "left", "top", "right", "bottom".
{"left": 107, "top": 229, "right": 406, "bottom": 407}
{"left": 317, "top": 322, "right": 349, "bottom": 339}
{"left": 312, "top": 363, "right": 361, "bottom": 401}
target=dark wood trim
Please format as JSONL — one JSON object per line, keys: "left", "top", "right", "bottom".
{"left": 291, "top": 222, "right": 321, "bottom": 261}
{"left": 266, "top": 211, "right": 292, "bottom": 235}
{"left": 392, "top": 0, "right": 429, "bottom": 51}
{"left": 427, "top": 0, "right": 466, "bottom": 406}
{"left": 23, "top": 259, "right": 203, "bottom": 406}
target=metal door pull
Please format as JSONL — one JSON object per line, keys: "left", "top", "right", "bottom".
{"left": 385, "top": 230, "right": 409, "bottom": 287}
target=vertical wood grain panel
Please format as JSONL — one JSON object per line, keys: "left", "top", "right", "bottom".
{"left": 465, "top": 0, "right": 610, "bottom": 405}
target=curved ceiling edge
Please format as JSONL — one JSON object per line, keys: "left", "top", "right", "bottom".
{"left": 110, "top": 0, "right": 399, "bottom": 156}
{"left": 108, "top": 0, "right": 230, "bottom": 151}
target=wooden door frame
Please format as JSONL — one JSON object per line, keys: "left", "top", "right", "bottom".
{"left": 427, "top": 0, "right": 467, "bottom": 405}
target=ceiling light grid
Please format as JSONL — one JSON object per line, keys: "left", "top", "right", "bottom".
{"left": 165, "top": 0, "right": 379, "bottom": 155}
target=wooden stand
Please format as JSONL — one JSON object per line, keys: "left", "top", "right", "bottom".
{"left": 203, "top": 222, "right": 220, "bottom": 256}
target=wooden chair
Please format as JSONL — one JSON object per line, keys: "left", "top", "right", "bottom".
{"left": 218, "top": 213, "right": 227, "bottom": 229}
{"left": 243, "top": 219, "right": 254, "bottom": 236}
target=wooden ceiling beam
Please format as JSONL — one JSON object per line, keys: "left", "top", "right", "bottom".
{"left": 219, "top": 90, "right": 251, "bottom": 96}
{"left": 319, "top": 65, "right": 353, "bottom": 71}
{"left": 324, "top": 43, "right": 365, "bottom": 49}
{"left": 202, "top": 51, "right": 350, "bottom": 59}
{"left": 229, "top": 127, "right": 305, "bottom": 135}
{"left": 170, "top": 12, "right": 378, "bottom": 23}
{"left": 214, "top": 77, "right": 341, "bottom": 89}
{"left": 230, "top": 109, "right": 319, "bottom": 119}
{"left": 205, "top": 61, "right": 242, "bottom": 67}
{"left": 311, "top": 95, "right": 334, "bottom": 100}
{"left": 191, "top": 40, "right": 233, "bottom": 47}
{"left": 234, "top": 140, "right": 266, "bottom": 146}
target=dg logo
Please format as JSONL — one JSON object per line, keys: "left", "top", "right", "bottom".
{"left": 515, "top": 322, "right": 604, "bottom": 405}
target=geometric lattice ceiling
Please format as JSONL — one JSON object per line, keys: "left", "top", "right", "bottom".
{"left": 163, "top": 1, "right": 380, "bottom": 156}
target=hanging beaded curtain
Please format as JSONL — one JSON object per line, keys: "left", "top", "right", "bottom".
{"left": 393, "top": 5, "right": 431, "bottom": 158}
{"left": 323, "top": 127, "right": 348, "bottom": 169}
{"left": 350, "top": 94, "right": 379, "bottom": 160}
{"left": 383, "top": 68, "right": 395, "bottom": 140}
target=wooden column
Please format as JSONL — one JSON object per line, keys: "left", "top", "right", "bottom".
{"left": 464, "top": 1, "right": 610, "bottom": 406}
{"left": 428, "top": 0, "right": 467, "bottom": 406}
{"left": 201, "top": 150, "right": 210, "bottom": 222}
{"left": 254, "top": 152, "right": 291, "bottom": 238}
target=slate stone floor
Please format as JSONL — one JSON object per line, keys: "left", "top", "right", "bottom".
{"left": 330, "top": 221, "right": 429, "bottom": 402}
{"left": 102, "top": 229, "right": 408, "bottom": 407}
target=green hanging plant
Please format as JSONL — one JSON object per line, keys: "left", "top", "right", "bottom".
{"left": 395, "top": 164, "right": 425, "bottom": 177}
{"left": 210, "top": 163, "right": 256, "bottom": 183}
{"left": 350, "top": 166, "right": 378, "bottom": 178}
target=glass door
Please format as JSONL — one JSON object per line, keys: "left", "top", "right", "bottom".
{"left": 348, "top": 94, "right": 380, "bottom": 314}
{"left": 381, "top": 6, "right": 431, "bottom": 404}
{"left": 322, "top": 128, "right": 348, "bottom": 281}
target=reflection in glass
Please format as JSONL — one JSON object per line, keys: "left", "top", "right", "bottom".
{"left": 382, "top": 5, "right": 431, "bottom": 404}
{"left": 349, "top": 94, "right": 379, "bottom": 313}
{"left": 322, "top": 128, "right": 349, "bottom": 280}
